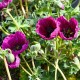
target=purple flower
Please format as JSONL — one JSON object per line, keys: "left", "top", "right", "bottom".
{"left": 1, "top": 31, "right": 29, "bottom": 68}
{"left": 57, "top": 16, "right": 79, "bottom": 40}
{"left": 36, "top": 16, "right": 60, "bottom": 40}
{"left": 0, "top": 0, "right": 12, "bottom": 10}
{"left": 8, "top": 55, "right": 20, "bottom": 68}
{"left": 2, "top": 31, "right": 29, "bottom": 55}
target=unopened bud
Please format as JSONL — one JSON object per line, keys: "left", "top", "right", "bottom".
{"left": 30, "top": 43, "right": 41, "bottom": 51}
{"left": 6, "top": 53, "right": 15, "bottom": 63}
{"left": 38, "top": 49, "right": 44, "bottom": 54}
{"left": 73, "top": 56, "right": 79, "bottom": 65}
{"left": 58, "top": 2, "right": 64, "bottom": 10}
{"left": 73, "top": 56, "right": 80, "bottom": 69}
{"left": 55, "top": 0, "right": 64, "bottom": 10}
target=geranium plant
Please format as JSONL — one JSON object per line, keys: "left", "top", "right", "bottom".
{"left": 0, "top": 0, "right": 80, "bottom": 80}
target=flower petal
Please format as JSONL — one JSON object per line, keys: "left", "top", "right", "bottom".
{"left": 36, "top": 16, "right": 60, "bottom": 40}
{"left": 57, "top": 16, "right": 69, "bottom": 28}
{"left": 1, "top": 34, "right": 15, "bottom": 49}
{"left": 12, "top": 40, "right": 29, "bottom": 56}
{"left": 57, "top": 16, "right": 79, "bottom": 40}
{"left": 0, "top": 0, "right": 12, "bottom": 10}
{"left": 1, "top": 31, "right": 29, "bottom": 55}
{"left": 8, "top": 55, "right": 20, "bottom": 69}
{"left": 69, "top": 17, "right": 78, "bottom": 29}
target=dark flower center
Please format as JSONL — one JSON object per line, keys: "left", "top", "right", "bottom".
{"left": 62, "top": 27, "right": 74, "bottom": 38}
{"left": 46, "top": 26, "right": 54, "bottom": 38}
{"left": 13, "top": 45, "right": 22, "bottom": 51}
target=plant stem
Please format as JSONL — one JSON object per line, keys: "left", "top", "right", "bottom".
{"left": 24, "top": 0, "right": 28, "bottom": 17}
{"left": 20, "top": 64, "right": 32, "bottom": 76}
{"left": 32, "top": 58, "right": 36, "bottom": 69}
{"left": 0, "top": 26, "right": 9, "bottom": 35}
{"left": 57, "top": 65, "right": 67, "bottom": 80}
{"left": 44, "top": 58, "right": 56, "bottom": 68}
{"left": 6, "top": 9, "right": 19, "bottom": 30}
{"left": 32, "top": 58, "right": 41, "bottom": 80}
{"left": 55, "top": 59, "right": 59, "bottom": 80}
{"left": 3, "top": 57, "right": 12, "bottom": 80}
{"left": 57, "top": 8, "right": 60, "bottom": 17}
{"left": 21, "top": 54, "right": 33, "bottom": 74}
{"left": 11, "top": 3, "right": 18, "bottom": 16}
{"left": 20, "top": 61, "right": 41, "bottom": 80}
{"left": 44, "top": 58, "right": 67, "bottom": 80}
{"left": 19, "top": 0, "right": 26, "bottom": 17}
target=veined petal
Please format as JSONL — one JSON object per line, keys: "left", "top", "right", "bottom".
{"left": 0, "top": 0, "right": 12, "bottom": 10}
{"left": 36, "top": 16, "right": 60, "bottom": 40}
{"left": 1, "top": 31, "right": 29, "bottom": 55}
{"left": 8, "top": 55, "right": 20, "bottom": 68}
{"left": 57, "top": 16, "right": 79, "bottom": 40}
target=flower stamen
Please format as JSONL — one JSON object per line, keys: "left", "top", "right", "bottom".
{"left": 63, "top": 28, "right": 74, "bottom": 38}
{"left": 46, "top": 26, "right": 54, "bottom": 38}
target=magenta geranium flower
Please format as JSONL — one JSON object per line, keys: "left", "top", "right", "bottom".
{"left": 8, "top": 55, "right": 20, "bottom": 68}
{"left": 36, "top": 16, "right": 60, "bottom": 40}
{"left": 0, "top": 0, "right": 12, "bottom": 10}
{"left": 1, "top": 31, "right": 29, "bottom": 68}
{"left": 57, "top": 16, "right": 79, "bottom": 40}
{"left": 2, "top": 31, "right": 29, "bottom": 55}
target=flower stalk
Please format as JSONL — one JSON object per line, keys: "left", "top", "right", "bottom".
{"left": 24, "top": 0, "right": 28, "bottom": 17}
{"left": 44, "top": 58, "right": 67, "bottom": 80}
{"left": 55, "top": 59, "right": 59, "bottom": 80}
{"left": 21, "top": 54, "right": 33, "bottom": 74}
{"left": 6, "top": 9, "right": 19, "bottom": 30}
{"left": 19, "top": 0, "right": 26, "bottom": 17}
{"left": 0, "top": 26, "right": 10, "bottom": 35}
{"left": 20, "top": 64, "right": 32, "bottom": 76}
{"left": 57, "top": 66, "right": 67, "bottom": 80}
{"left": 32, "top": 57, "right": 36, "bottom": 69}
{"left": 11, "top": 3, "right": 18, "bottom": 16}
{"left": 3, "top": 57, "right": 12, "bottom": 80}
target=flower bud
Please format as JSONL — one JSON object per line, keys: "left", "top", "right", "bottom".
{"left": 30, "top": 43, "right": 41, "bottom": 51}
{"left": 35, "top": 43, "right": 41, "bottom": 50}
{"left": 73, "top": 56, "right": 80, "bottom": 69}
{"left": 73, "top": 56, "right": 79, "bottom": 65}
{"left": 38, "top": 49, "right": 44, "bottom": 54}
{"left": 6, "top": 53, "right": 15, "bottom": 63}
{"left": 32, "top": 51, "right": 38, "bottom": 57}
{"left": 57, "top": 2, "right": 64, "bottom": 10}
{"left": 30, "top": 45, "right": 36, "bottom": 51}
{"left": 54, "top": 0, "right": 64, "bottom": 10}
